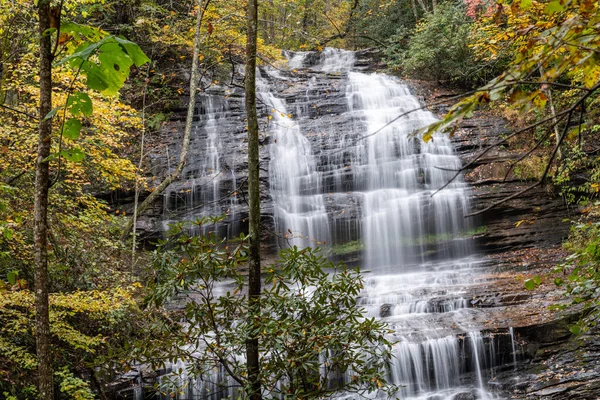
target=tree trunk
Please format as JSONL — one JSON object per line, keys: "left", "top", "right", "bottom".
{"left": 539, "top": 65, "right": 562, "bottom": 160}
{"left": 245, "top": 0, "right": 261, "bottom": 398}
{"left": 35, "top": 1, "right": 54, "bottom": 398}
{"left": 302, "top": 0, "right": 313, "bottom": 34}
{"left": 410, "top": 0, "right": 419, "bottom": 21}
{"left": 121, "top": 0, "right": 208, "bottom": 241}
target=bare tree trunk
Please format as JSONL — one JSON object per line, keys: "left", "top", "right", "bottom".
{"left": 539, "top": 65, "right": 562, "bottom": 160}
{"left": 416, "top": 0, "right": 429, "bottom": 13}
{"left": 121, "top": 0, "right": 209, "bottom": 241}
{"left": 131, "top": 65, "right": 149, "bottom": 264}
{"left": 245, "top": 0, "right": 261, "bottom": 398}
{"left": 410, "top": 0, "right": 419, "bottom": 20}
{"left": 301, "top": 0, "right": 313, "bottom": 34}
{"left": 35, "top": 1, "right": 54, "bottom": 398}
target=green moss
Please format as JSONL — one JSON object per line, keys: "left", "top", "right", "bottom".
{"left": 324, "top": 226, "right": 487, "bottom": 256}
{"left": 326, "top": 240, "right": 364, "bottom": 256}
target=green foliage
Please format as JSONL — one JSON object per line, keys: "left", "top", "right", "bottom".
{"left": 552, "top": 221, "right": 600, "bottom": 333}
{"left": 55, "top": 368, "right": 95, "bottom": 400}
{"left": 0, "top": 285, "right": 143, "bottom": 398}
{"left": 423, "top": 0, "right": 600, "bottom": 141}
{"left": 525, "top": 221, "right": 600, "bottom": 334}
{"left": 144, "top": 218, "right": 395, "bottom": 398}
{"left": 554, "top": 145, "right": 600, "bottom": 205}
{"left": 389, "top": 2, "right": 482, "bottom": 86}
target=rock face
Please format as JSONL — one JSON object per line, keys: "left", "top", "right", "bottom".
{"left": 115, "top": 50, "right": 599, "bottom": 399}
{"left": 131, "top": 50, "right": 571, "bottom": 256}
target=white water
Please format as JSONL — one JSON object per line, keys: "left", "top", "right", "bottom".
{"left": 271, "top": 49, "right": 499, "bottom": 400}
{"left": 155, "top": 49, "right": 516, "bottom": 400}
{"left": 161, "top": 95, "right": 239, "bottom": 237}
{"left": 260, "top": 70, "right": 331, "bottom": 248}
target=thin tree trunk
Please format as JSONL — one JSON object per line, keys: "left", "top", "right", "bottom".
{"left": 245, "top": 0, "right": 261, "bottom": 398}
{"left": 121, "top": 0, "right": 208, "bottom": 241}
{"left": 410, "top": 0, "right": 419, "bottom": 21}
{"left": 35, "top": 1, "right": 54, "bottom": 398}
{"left": 416, "top": 0, "right": 428, "bottom": 13}
{"left": 539, "top": 65, "right": 562, "bottom": 160}
{"left": 131, "top": 65, "right": 150, "bottom": 264}
{"left": 301, "top": 0, "right": 313, "bottom": 34}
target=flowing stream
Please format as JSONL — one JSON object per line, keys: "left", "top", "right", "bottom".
{"left": 153, "top": 49, "right": 521, "bottom": 400}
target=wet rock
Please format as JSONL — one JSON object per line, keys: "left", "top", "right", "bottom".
{"left": 380, "top": 303, "right": 392, "bottom": 317}
{"left": 452, "top": 392, "right": 476, "bottom": 400}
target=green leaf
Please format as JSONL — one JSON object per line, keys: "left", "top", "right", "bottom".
{"left": 57, "top": 36, "right": 149, "bottom": 96}
{"left": 59, "top": 148, "right": 86, "bottom": 162}
{"left": 63, "top": 118, "right": 82, "bottom": 140}
{"left": 83, "top": 66, "right": 110, "bottom": 92}
{"left": 67, "top": 92, "right": 93, "bottom": 117}
{"left": 3, "top": 228, "right": 13, "bottom": 240}
{"left": 544, "top": 1, "right": 564, "bottom": 14}
{"left": 114, "top": 36, "right": 151, "bottom": 67}
{"left": 44, "top": 107, "right": 60, "bottom": 121}
{"left": 554, "top": 277, "right": 564, "bottom": 286}
{"left": 569, "top": 325, "right": 581, "bottom": 335}
{"left": 524, "top": 279, "right": 536, "bottom": 290}
{"left": 7, "top": 271, "right": 17, "bottom": 285}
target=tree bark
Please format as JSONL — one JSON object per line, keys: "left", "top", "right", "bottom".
{"left": 245, "top": 0, "right": 261, "bottom": 398}
{"left": 539, "top": 65, "right": 562, "bottom": 160}
{"left": 410, "top": 0, "right": 419, "bottom": 21}
{"left": 121, "top": 0, "right": 208, "bottom": 241}
{"left": 35, "top": 1, "right": 54, "bottom": 398}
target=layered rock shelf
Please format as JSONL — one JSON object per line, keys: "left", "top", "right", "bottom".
{"left": 113, "top": 49, "right": 598, "bottom": 399}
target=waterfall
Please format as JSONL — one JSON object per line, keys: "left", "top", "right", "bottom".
{"left": 270, "top": 48, "right": 501, "bottom": 399}
{"left": 342, "top": 71, "right": 471, "bottom": 268}
{"left": 259, "top": 70, "right": 330, "bottom": 248}
{"left": 154, "top": 48, "right": 520, "bottom": 400}
{"left": 161, "top": 93, "right": 241, "bottom": 237}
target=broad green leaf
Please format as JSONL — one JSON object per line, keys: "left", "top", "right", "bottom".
{"left": 569, "top": 325, "right": 581, "bottom": 335}
{"left": 83, "top": 65, "right": 110, "bottom": 92}
{"left": 524, "top": 279, "right": 536, "bottom": 290}
{"left": 59, "top": 148, "right": 86, "bottom": 162}
{"left": 114, "top": 36, "right": 151, "bottom": 67}
{"left": 63, "top": 118, "right": 82, "bottom": 140}
{"left": 67, "top": 92, "right": 93, "bottom": 117}
{"left": 7, "top": 271, "right": 17, "bottom": 285}
{"left": 58, "top": 37, "right": 149, "bottom": 95}
{"left": 544, "top": 1, "right": 564, "bottom": 14}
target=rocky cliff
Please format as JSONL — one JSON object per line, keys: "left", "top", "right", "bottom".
{"left": 112, "top": 50, "right": 599, "bottom": 399}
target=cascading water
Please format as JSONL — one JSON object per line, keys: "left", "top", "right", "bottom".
{"left": 161, "top": 93, "right": 240, "bottom": 237}
{"left": 260, "top": 70, "right": 330, "bottom": 248}
{"left": 267, "top": 49, "right": 505, "bottom": 400}
{"left": 154, "top": 48, "right": 522, "bottom": 400}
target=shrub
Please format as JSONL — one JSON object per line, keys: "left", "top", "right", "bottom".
{"left": 387, "top": 2, "right": 484, "bottom": 87}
